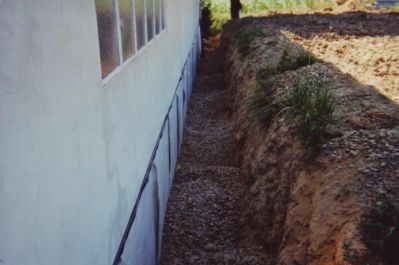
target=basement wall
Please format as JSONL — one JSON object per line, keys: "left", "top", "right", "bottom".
{"left": 0, "top": 0, "right": 200, "bottom": 264}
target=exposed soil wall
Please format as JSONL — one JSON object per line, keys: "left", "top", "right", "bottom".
{"left": 222, "top": 13, "right": 399, "bottom": 265}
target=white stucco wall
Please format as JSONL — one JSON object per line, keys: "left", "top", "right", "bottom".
{"left": 0, "top": 0, "right": 200, "bottom": 264}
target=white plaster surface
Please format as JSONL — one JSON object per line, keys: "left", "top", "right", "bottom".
{"left": 0, "top": 0, "right": 200, "bottom": 264}
{"left": 153, "top": 123, "right": 171, "bottom": 259}
{"left": 118, "top": 42, "right": 198, "bottom": 264}
{"left": 120, "top": 165, "right": 159, "bottom": 265}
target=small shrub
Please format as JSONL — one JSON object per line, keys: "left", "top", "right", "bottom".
{"left": 269, "top": 36, "right": 280, "bottom": 46}
{"left": 255, "top": 51, "right": 317, "bottom": 85}
{"left": 359, "top": 194, "right": 399, "bottom": 265}
{"left": 201, "top": 0, "right": 229, "bottom": 35}
{"left": 277, "top": 47, "right": 318, "bottom": 73}
{"left": 277, "top": 46, "right": 293, "bottom": 72}
{"left": 248, "top": 52, "right": 331, "bottom": 156}
{"left": 235, "top": 27, "right": 264, "bottom": 56}
{"left": 282, "top": 75, "right": 337, "bottom": 154}
{"left": 256, "top": 64, "right": 277, "bottom": 80}
{"left": 295, "top": 52, "right": 318, "bottom": 67}
{"left": 258, "top": 76, "right": 277, "bottom": 90}
{"left": 243, "top": 86, "right": 282, "bottom": 126}
{"left": 210, "top": 14, "right": 230, "bottom": 35}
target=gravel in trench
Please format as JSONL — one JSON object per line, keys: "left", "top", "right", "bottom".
{"left": 160, "top": 52, "right": 272, "bottom": 265}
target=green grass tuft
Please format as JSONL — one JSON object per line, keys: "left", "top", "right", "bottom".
{"left": 277, "top": 46, "right": 318, "bottom": 73}
{"left": 247, "top": 49, "right": 332, "bottom": 156}
{"left": 235, "top": 27, "right": 264, "bottom": 56}
{"left": 277, "top": 46, "right": 293, "bottom": 72}
{"left": 242, "top": 86, "right": 281, "bottom": 126}
{"left": 295, "top": 52, "right": 318, "bottom": 67}
{"left": 258, "top": 76, "right": 277, "bottom": 90}
{"left": 257, "top": 64, "right": 277, "bottom": 81}
{"left": 269, "top": 36, "right": 280, "bottom": 46}
{"left": 282, "top": 75, "right": 337, "bottom": 154}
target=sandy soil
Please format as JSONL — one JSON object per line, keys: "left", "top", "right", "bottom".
{"left": 161, "top": 10, "right": 398, "bottom": 265}
{"left": 275, "top": 12, "right": 399, "bottom": 103}
{"left": 222, "top": 11, "right": 399, "bottom": 265}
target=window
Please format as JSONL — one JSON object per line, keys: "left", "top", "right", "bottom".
{"left": 146, "top": 0, "right": 155, "bottom": 41}
{"left": 95, "top": 0, "right": 166, "bottom": 79}
{"left": 95, "top": 0, "right": 120, "bottom": 77}
{"left": 119, "top": 0, "right": 135, "bottom": 60}
{"left": 135, "top": 0, "right": 146, "bottom": 50}
{"left": 154, "top": 0, "right": 161, "bottom": 34}
{"left": 161, "top": 0, "right": 166, "bottom": 30}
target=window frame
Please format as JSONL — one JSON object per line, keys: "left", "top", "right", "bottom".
{"left": 96, "top": 0, "right": 167, "bottom": 84}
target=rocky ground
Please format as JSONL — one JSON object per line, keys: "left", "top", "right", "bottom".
{"left": 222, "top": 11, "right": 399, "bottom": 265}
{"left": 161, "top": 10, "right": 398, "bottom": 265}
{"left": 160, "top": 52, "right": 273, "bottom": 264}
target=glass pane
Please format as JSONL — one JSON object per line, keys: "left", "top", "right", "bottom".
{"left": 161, "top": 0, "right": 165, "bottom": 30}
{"left": 154, "top": 0, "right": 161, "bottom": 34}
{"left": 135, "top": 0, "right": 146, "bottom": 49}
{"left": 146, "top": 0, "right": 154, "bottom": 41}
{"left": 119, "top": 0, "right": 134, "bottom": 60}
{"left": 95, "top": 0, "right": 120, "bottom": 78}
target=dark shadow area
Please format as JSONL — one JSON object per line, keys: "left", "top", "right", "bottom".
{"left": 240, "top": 11, "right": 399, "bottom": 37}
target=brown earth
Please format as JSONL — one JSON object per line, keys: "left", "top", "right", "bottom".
{"left": 161, "top": 10, "right": 398, "bottom": 265}
{"left": 222, "top": 11, "right": 399, "bottom": 265}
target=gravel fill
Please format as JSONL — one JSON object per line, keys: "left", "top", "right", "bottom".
{"left": 160, "top": 53, "right": 272, "bottom": 265}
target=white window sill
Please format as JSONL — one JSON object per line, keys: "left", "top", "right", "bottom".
{"left": 101, "top": 29, "right": 166, "bottom": 86}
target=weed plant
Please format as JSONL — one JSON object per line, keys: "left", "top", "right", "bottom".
{"left": 257, "top": 64, "right": 277, "bottom": 80}
{"left": 269, "top": 36, "right": 280, "bottom": 46}
{"left": 282, "top": 76, "right": 336, "bottom": 154}
{"left": 277, "top": 47, "right": 318, "bottom": 72}
{"left": 244, "top": 46, "right": 334, "bottom": 156}
{"left": 243, "top": 86, "right": 281, "bottom": 127}
{"left": 256, "top": 50, "right": 317, "bottom": 81}
{"left": 235, "top": 27, "right": 264, "bottom": 56}
{"left": 295, "top": 51, "right": 318, "bottom": 66}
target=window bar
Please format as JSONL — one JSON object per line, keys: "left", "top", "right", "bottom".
{"left": 114, "top": 0, "right": 124, "bottom": 64}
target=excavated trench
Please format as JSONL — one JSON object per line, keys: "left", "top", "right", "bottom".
{"left": 161, "top": 12, "right": 399, "bottom": 265}
{"left": 160, "top": 51, "right": 273, "bottom": 265}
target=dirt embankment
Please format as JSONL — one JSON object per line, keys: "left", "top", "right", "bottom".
{"left": 222, "top": 12, "right": 399, "bottom": 265}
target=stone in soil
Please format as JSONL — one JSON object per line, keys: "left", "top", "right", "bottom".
{"left": 160, "top": 52, "right": 272, "bottom": 265}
